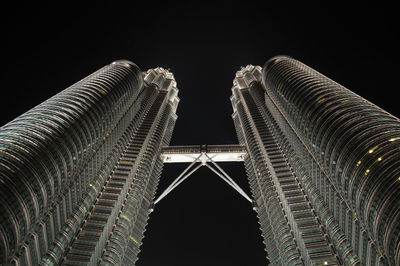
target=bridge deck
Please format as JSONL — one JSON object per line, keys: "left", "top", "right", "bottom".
{"left": 161, "top": 144, "right": 247, "bottom": 163}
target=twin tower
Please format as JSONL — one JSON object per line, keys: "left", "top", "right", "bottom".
{"left": 0, "top": 57, "right": 399, "bottom": 265}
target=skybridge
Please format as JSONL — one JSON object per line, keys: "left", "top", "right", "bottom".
{"left": 153, "top": 144, "right": 253, "bottom": 207}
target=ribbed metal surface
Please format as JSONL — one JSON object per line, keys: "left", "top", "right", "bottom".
{"left": 232, "top": 66, "right": 304, "bottom": 265}
{"left": 261, "top": 56, "right": 400, "bottom": 265}
{"left": 100, "top": 68, "right": 179, "bottom": 265}
{"left": 231, "top": 59, "right": 400, "bottom": 265}
{"left": 0, "top": 60, "right": 144, "bottom": 264}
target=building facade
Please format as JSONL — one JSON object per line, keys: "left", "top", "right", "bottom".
{"left": 1, "top": 56, "right": 399, "bottom": 265}
{"left": 231, "top": 56, "right": 400, "bottom": 265}
{"left": 0, "top": 61, "right": 179, "bottom": 265}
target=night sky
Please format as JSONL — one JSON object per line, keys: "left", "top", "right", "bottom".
{"left": 1, "top": 3, "right": 398, "bottom": 265}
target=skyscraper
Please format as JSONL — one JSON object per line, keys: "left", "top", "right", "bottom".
{"left": 0, "top": 61, "right": 179, "bottom": 265}
{"left": 0, "top": 56, "right": 399, "bottom": 266}
{"left": 231, "top": 56, "right": 400, "bottom": 265}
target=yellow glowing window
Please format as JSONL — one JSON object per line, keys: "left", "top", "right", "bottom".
{"left": 89, "top": 183, "right": 98, "bottom": 193}
{"left": 368, "top": 145, "right": 379, "bottom": 153}
{"left": 130, "top": 235, "right": 139, "bottom": 244}
{"left": 120, "top": 214, "right": 131, "bottom": 222}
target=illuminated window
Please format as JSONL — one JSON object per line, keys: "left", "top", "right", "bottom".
{"left": 368, "top": 145, "right": 379, "bottom": 154}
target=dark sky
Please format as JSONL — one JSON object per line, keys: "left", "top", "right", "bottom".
{"left": 1, "top": 2, "right": 398, "bottom": 265}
